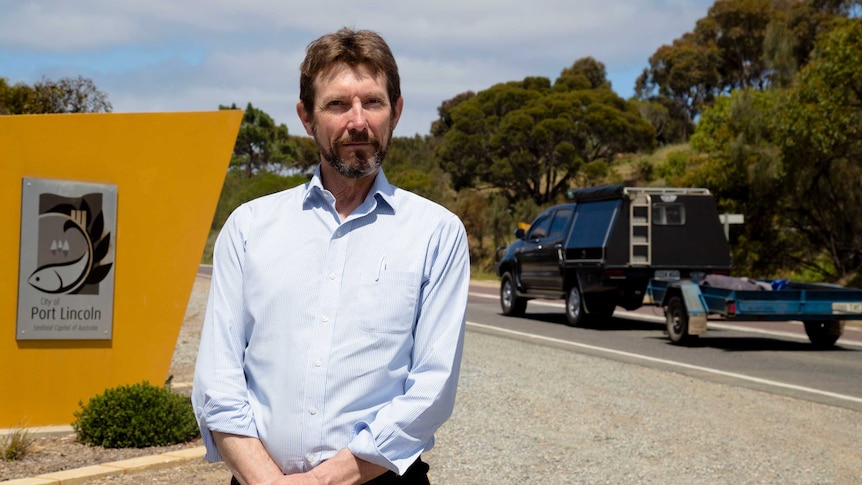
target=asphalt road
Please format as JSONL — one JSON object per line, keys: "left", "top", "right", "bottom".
{"left": 468, "top": 281, "right": 862, "bottom": 413}
{"left": 199, "top": 263, "right": 862, "bottom": 411}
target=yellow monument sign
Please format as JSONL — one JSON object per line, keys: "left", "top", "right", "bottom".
{"left": 0, "top": 111, "right": 242, "bottom": 427}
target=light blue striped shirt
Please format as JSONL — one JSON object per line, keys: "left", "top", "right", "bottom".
{"left": 192, "top": 168, "right": 469, "bottom": 475}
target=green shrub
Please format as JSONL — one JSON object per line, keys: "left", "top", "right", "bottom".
{"left": 72, "top": 381, "right": 200, "bottom": 448}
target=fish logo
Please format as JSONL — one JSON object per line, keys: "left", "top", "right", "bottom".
{"left": 28, "top": 194, "right": 113, "bottom": 295}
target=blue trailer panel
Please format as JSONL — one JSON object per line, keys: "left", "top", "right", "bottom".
{"left": 647, "top": 278, "right": 862, "bottom": 347}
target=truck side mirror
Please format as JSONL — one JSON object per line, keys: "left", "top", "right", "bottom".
{"left": 514, "top": 228, "right": 525, "bottom": 239}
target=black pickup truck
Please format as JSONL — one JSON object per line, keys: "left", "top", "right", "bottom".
{"left": 495, "top": 184, "right": 732, "bottom": 326}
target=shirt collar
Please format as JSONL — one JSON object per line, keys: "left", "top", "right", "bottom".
{"left": 303, "top": 165, "right": 396, "bottom": 213}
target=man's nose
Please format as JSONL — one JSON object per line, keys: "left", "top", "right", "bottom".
{"left": 347, "top": 99, "right": 368, "bottom": 131}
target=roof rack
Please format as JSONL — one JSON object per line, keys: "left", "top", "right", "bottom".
{"left": 623, "top": 187, "right": 711, "bottom": 196}
{"left": 566, "top": 184, "right": 711, "bottom": 202}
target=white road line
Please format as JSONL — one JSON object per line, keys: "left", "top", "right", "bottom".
{"left": 466, "top": 321, "right": 862, "bottom": 405}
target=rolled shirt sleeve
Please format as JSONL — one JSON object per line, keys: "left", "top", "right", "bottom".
{"left": 192, "top": 205, "right": 258, "bottom": 462}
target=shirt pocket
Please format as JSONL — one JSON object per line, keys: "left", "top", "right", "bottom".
{"left": 354, "top": 269, "right": 421, "bottom": 334}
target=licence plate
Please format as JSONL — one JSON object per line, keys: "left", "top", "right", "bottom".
{"left": 654, "top": 270, "right": 680, "bottom": 281}
{"left": 832, "top": 302, "right": 862, "bottom": 314}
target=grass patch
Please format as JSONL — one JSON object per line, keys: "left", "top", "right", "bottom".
{"left": 1, "top": 425, "right": 34, "bottom": 461}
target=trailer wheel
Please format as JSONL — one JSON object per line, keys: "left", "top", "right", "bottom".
{"left": 565, "top": 285, "right": 586, "bottom": 327}
{"left": 500, "top": 272, "right": 527, "bottom": 317}
{"left": 665, "top": 296, "right": 694, "bottom": 345}
{"left": 803, "top": 320, "right": 843, "bottom": 348}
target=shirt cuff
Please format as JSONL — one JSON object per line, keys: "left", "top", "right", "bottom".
{"left": 196, "top": 396, "right": 259, "bottom": 463}
{"left": 348, "top": 421, "right": 430, "bottom": 476}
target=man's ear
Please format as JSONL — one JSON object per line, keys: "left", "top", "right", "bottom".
{"left": 390, "top": 96, "right": 404, "bottom": 132}
{"left": 296, "top": 101, "right": 314, "bottom": 136}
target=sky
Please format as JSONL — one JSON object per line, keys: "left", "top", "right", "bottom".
{"left": 0, "top": 0, "right": 716, "bottom": 138}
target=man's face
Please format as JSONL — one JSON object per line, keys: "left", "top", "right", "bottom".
{"left": 298, "top": 63, "right": 402, "bottom": 179}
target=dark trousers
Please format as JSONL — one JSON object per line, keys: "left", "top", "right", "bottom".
{"left": 230, "top": 457, "right": 430, "bottom": 485}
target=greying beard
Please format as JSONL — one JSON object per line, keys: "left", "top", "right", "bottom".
{"left": 320, "top": 141, "right": 388, "bottom": 179}
{"left": 313, "top": 120, "right": 394, "bottom": 179}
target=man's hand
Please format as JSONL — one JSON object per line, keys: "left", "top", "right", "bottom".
{"left": 214, "top": 432, "right": 389, "bottom": 485}
{"left": 293, "top": 448, "right": 389, "bottom": 485}
{"left": 241, "top": 448, "right": 390, "bottom": 485}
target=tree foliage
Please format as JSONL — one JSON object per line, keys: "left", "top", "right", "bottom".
{"left": 0, "top": 75, "right": 111, "bottom": 114}
{"left": 220, "top": 102, "right": 295, "bottom": 177}
{"left": 700, "top": 0, "right": 776, "bottom": 91}
{"left": 631, "top": 96, "right": 694, "bottom": 145}
{"left": 213, "top": 168, "right": 308, "bottom": 230}
{"left": 776, "top": 17, "right": 862, "bottom": 283}
{"left": 636, "top": 0, "right": 856, "bottom": 139}
{"left": 686, "top": 16, "right": 862, "bottom": 283}
{"left": 686, "top": 89, "right": 792, "bottom": 276}
{"left": 554, "top": 57, "right": 611, "bottom": 91}
{"left": 436, "top": 59, "right": 655, "bottom": 205}
{"left": 385, "top": 135, "right": 454, "bottom": 203}
{"left": 430, "top": 90, "right": 476, "bottom": 137}
{"left": 635, "top": 32, "right": 722, "bottom": 133}
{"left": 292, "top": 135, "right": 322, "bottom": 173}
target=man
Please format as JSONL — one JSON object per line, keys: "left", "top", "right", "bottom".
{"left": 192, "top": 28, "right": 470, "bottom": 485}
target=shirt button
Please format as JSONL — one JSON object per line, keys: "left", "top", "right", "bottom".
{"left": 315, "top": 360, "right": 322, "bottom": 367}
{"left": 329, "top": 273, "right": 336, "bottom": 280}
{"left": 322, "top": 316, "right": 329, "bottom": 323}
{"left": 336, "top": 230, "right": 342, "bottom": 237}
{"left": 309, "top": 407, "right": 318, "bottom": 415}
{"left": 307, "top": 454, "right": 315, "bottom": 463}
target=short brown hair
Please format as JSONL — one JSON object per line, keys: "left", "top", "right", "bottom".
{"left": 299, "top": 28, "right": 401, "bottom": 118}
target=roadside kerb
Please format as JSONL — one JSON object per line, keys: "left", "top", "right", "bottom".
{"left": 0, "top": 447, "right": 206, "bottom": 485}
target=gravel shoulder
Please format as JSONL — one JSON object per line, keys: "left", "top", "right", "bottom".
{"left": 4, "top": 275, "right": 862, "bottom": 484}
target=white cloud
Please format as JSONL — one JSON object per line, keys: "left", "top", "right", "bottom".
{"left": 0, "top": 0, "right": 715, "bottom": 136}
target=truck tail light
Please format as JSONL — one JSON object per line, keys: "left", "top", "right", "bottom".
{"left": 605, "top": 269, "right": 625, "bottom": 278}
{"left": 727, "top": 300, "right": 736, "bottom": 317}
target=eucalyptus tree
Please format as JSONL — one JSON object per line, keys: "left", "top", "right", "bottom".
{"left": 220, "top": 102, "right": 294, "bottom": 178}
{"left": 436, "top": 60, "right": 655, "bottom": 206}
{"left": 776, "top": 18, "right": 862, "bottom": 282}
{"left": 0, "top": 76, "right": 111, "bottom": 114}
{"left": 636, "top": 0, "right": 856, "bottom": 139}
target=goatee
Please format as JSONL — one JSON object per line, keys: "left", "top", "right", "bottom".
{"left": 318, "top": 131, "right": 388, "bottom": 179}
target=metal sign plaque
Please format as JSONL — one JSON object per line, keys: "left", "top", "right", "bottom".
{"left": 17, "top": 178, "right": 117, "bottom": 340}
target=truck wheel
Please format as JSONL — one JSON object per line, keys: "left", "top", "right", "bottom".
{"left": 803, "top": 320, "right": 843, "bottom": 348}
{"left": 500, "top": 273, "right": 527, "bottom": 317}
{"left": 665, "top": 296, "right": 694, "bottom": 345}
{"left": 565, "top": 285, "right": 586, "bottom": 327}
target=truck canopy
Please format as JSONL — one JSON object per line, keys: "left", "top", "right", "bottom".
{"left": 563, "top": 185, "right": 732, "bottom": 270}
